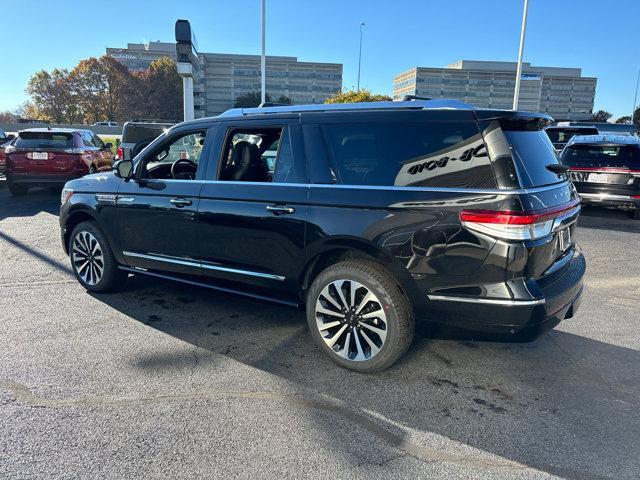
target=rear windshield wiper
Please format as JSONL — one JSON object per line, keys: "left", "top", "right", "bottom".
{"left": 546, "top": 164, "right": 570, "bottom": 174}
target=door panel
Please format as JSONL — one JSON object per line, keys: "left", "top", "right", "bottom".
{"left": 197, "top": 182, "right": 308, "bottom": 294}
{"left": 117, "top": 179, "right": 203, "bottom": 275}
{"left": 115, "top": 128, "right": 214, "bottom": 276}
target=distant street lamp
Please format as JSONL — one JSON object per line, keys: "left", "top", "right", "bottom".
{"left": 631, "top": 68, "right": 639, "bottom": 124}
{"left": 357, "top": 22, "right": 365, "bottom": 91}
{"left": 261, "top": 0, "right": 266, "bottom": 106}
{"left": 512, "top": 0, "right": 529, "bottom": 110}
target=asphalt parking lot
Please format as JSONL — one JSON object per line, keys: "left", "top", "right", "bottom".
{"left": 0, "top": 183, "right": 638, "bottom": 480}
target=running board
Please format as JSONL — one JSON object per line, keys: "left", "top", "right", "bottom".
{"left": 118, "top": 266, "right": 299, "bottom": 308}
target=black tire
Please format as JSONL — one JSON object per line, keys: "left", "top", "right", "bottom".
{"left": 69, "top": 221, "right": 128, "bottom": 293}
{"left": 7, "top": 180, "right": 28, "bottom": 196}
{"left": 306, "top": 260, "right": 414, "bottom": 373}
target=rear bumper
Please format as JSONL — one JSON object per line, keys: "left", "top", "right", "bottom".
{"left": 579, "top": 192, "right": 640, "bottom": 210}
{"left": 7, "top": 173, "right": 83, "bottom": 184}
{"left": 423, "top": 250, "right": 586, "bottom": 341}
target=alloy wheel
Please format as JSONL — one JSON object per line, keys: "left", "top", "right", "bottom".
{"left": 315, "top": 279, "right": 388, "bottom": 361}
{"left": 71, "top": 231, "right": 104, "bottom": 286}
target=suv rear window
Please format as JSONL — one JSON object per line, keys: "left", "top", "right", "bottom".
{"left": 321, "top": 122, "right": 496, "bottom": 188}
{"left": 123, "top": 125, "right": 170, "bottom": 144}
{"left": 503, "top": 130, "right": 564, "bottom": 188}
{"left": 561, "top": 144, "right": 640, "bottom": 169}
{"left": 15, "top": 131, "right": 74, "bottom": 149}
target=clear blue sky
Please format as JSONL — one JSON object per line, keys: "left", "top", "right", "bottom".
{"left": 2, "top": 0, "right": 638, "bottom": 119}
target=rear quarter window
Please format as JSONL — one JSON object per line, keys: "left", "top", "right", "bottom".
{"left": 481, "top": 120, "right": 565, "bottom": 189}
{"left": 321, "top": 122, "right": 496, "bottom": 189}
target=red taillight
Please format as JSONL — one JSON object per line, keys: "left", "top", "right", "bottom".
{"left": 460, "top": 199, "right": 581, "bottom": 240}
{"left": 117, "top": 147, "right": 124, "bottom": 160}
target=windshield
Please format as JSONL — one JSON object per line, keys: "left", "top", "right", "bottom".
{"left": 15, "top": 131, "right": 74, "bottom": 150}
{"left": 561, "top": 144, "right": 640, "bottom": 169}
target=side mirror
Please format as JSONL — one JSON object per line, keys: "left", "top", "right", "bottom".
{"left": 113, "top": 159, "right": 133, "bottom": 180}
{"left": 103, "top": 142, "right": 113, "bottom": 150}
{"left": 1, "top": 134, "right": 15, "bottom": 143}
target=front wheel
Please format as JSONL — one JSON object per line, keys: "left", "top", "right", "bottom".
{"left": 69, "top": 221, "right": 128, "bottom": 293}
{"left": 306, "top": 260, "right": 414, "bottom": 373}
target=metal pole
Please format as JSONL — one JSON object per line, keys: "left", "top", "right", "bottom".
{"left": 631, "top": 68, "right": 640, "bottom": 124}
{"left": 261, "top": 0, "right": 266, "bottom": 105}
{"left": 182, "top": 76, "right": 194, "bottom": 121}
{"left": 357, "top": 22, "right": 364, "bottom": 91}
{"left": 512, "top": 0, "right": 529, "bottom": 110}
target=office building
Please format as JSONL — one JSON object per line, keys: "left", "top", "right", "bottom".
{"left": 107, "top": 42, "right": 343, "bottom": 117}
{"left": 394, "top": 60, "right": 597, "bottom": 121}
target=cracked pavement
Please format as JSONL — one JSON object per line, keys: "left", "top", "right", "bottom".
{"left": 0, "top": 185, "right": 639, "bottom": 479}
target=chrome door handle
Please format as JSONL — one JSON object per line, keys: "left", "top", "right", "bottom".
{"left": 170, "top": 198, "right": 192, "bottom": 207}
{"left": 266, "top": 205, "right": 295, "bottom": 215}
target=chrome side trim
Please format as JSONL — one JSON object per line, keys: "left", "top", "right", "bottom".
{"left": 117, "top": 196, "right": 135, "bottom": 203}
{"left": 197, "top": 180, "right": 570, "bottom": 196}
{"left": 122, "top": 251, "right": 285, "bottom": 281}
{"left": 428, "top": 294, "right": 545, "bottom": 306}
{"left": 579, "top": 193, "right": 636, "bottom": 201}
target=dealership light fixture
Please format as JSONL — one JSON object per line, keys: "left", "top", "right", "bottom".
{"left": 512, "top": 0, "right": 529, "bottom": 110}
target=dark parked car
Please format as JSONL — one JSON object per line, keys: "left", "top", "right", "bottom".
{"left": 117, "top": 120, "right": 175, "bottom": 161}
{"left": 562, "top": 134, "right": 640, "bottom": 219}
{"left": 0, "top": 128, "right": 16, "bottom": 175}
{"left": 4, "top": 128, "right": 114, "bottom": 196}
{"left": 59, "top": 100, "right": 585, "bottom": 372}
{"left": 544, "top": 125, "right": 599, "bottom": 152}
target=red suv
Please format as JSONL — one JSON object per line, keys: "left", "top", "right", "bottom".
{"left": 5, "top": 128, "right": 114, "bottom": 196}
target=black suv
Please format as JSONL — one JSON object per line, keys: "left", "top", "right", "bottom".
{"left": 562, "top": 134, "right": 640, "bottom": 219}
{"left": 59, "top": 100, "right": 585, "bottom": 372}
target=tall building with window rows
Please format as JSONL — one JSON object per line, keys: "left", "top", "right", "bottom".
{"left": 107, "top": 41, "right": 343, "bottom": 118}
{"left": 394, "top": 60, "right": 597, "bottom": 121}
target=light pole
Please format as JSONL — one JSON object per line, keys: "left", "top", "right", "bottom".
{"left": 512, "top": 0, "right": 529, "bottom": 110}
{"left": 631, "top": 68, "right": 639, "bottom": 124}
{"left": 357, "top": 22, "right": 365, "bottom": 91}
{"left": 261, "top": 0, "right": 266, "bottom": 106}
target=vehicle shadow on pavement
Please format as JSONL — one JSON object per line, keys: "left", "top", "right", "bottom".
{"left": 92, "top": 274, "right": 639, "bottom": 480}
{"left": 0, "top": 185, "right": 60, "bottom": 222}
{"left": 578, "top": 206, "right": 640, "bottom": 234}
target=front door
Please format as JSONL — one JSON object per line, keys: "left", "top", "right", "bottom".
{"left": 197, "top": 122, "right": 309, "bottom": 298}
{"left": 116, "top": 128, "right": 212, "bottom": 276}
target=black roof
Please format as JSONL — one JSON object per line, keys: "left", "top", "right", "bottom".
{"left": 175, "top": 99, "right": 553, "bottom": 130}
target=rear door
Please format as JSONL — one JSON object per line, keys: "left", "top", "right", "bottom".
{"left": 196, "top": 118, "right": 308, "bottom": 299}
{"left": 562, "top": 143, "right": 640, "bottom": 198}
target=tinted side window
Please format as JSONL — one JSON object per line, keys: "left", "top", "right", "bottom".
{"left": 92, "top": 133, "right": 105, "bottom": 148}
{"left": 81, "top": 132, "right": 95, "bottom": 147}
{"left": 321, "top": 122, "right": 495, "bottom": 188}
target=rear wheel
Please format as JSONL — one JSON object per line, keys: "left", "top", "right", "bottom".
{"left": 7, "top": 180, "right": 28, "bottom": 196}
{"left": 69, "top": 221, "right": 128, "bottom": 293}
{"left": 306, "top": 260, "right": 414, "bottom": 373}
